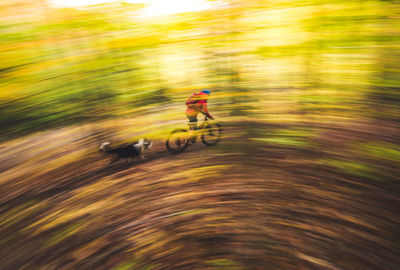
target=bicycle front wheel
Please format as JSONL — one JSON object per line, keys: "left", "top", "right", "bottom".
{"left": 201, "top": 123, "right": 222, "bottom": 146}
{"left": 166, "top": 128, "right": 189, "bottom": 154}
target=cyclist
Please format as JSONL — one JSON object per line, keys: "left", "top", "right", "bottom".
{"left": 185, "top": 89, "right": 214, "bottom": 143}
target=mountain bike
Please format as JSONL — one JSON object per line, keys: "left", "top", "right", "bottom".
{"left": 166, "top": 116, "right": 222, "bottom": 154}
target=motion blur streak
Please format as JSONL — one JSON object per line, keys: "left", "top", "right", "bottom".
{"left": 0, "top": 0, "right": 399, "bottom": 269}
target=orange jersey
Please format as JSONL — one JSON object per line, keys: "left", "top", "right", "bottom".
{"left": 185, "top": 92, "right": 212, "bottom": 118}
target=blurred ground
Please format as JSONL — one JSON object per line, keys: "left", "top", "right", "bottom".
{"left": 0, "top": 118, "right": 399, "bottom": 270}
{"left": 1, "top": 0, "right": 399, "bottom": 269}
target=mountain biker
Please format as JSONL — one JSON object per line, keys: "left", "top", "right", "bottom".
{"left": 185, "top": 89, "right": 214, "bottom": 143}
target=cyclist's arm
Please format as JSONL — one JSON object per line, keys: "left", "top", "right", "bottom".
{"left": 200, "top": 102, "right": 214, "bottom": 119}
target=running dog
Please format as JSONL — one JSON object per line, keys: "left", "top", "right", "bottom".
{"left": 99, "top": 138, "right": 152, "bottom": 165}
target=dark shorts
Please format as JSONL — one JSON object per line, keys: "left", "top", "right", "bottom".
{"left": 187, "top": 116, "right": 198, "bottom": 130}
{"left": 187, "top": 116, "right": 198, "bottom": 123}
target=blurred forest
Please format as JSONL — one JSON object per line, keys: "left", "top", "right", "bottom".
{"left": 0, "top": 0, "right": 399, "bottom": 269}
{"left": 1, "top": 0, "right": 399, "bottom": 139}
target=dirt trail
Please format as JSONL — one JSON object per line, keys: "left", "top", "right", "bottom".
{"left": 0, "top": 121, "right": 399, "bottom": 269}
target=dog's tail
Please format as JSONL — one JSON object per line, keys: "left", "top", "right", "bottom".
{"left": 146, "top": 139, "right": 153, "bottom": 149}
{"left": 99, "top": 142, "right": 111, "bottom": 152}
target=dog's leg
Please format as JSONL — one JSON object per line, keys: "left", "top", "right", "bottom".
{"left": 109, "top": 155, "right": 119, "bottom": 166}
{"left": 133, "top": 139, "right": 146, "bottom": 160}
{"left": 141, "top": 144, "right": 145, "bottom": 160}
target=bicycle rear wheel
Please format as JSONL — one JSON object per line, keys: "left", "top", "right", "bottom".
{"left": 166, "top": 128, "right": 189, "bottom": 154}
{"left": 201, "top": 123, "right": 222, "bottom": 146}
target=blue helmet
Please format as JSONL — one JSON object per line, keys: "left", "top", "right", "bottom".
{"left": 201, "top": 89, "right": 211, "bottom": 95}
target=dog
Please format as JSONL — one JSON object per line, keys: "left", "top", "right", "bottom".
{"left": 99, "top": 138, "right": 152, "bottom": 165}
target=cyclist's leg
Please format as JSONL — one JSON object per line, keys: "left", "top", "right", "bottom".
{"left": 187, "top": 115, "right": 198, "bottom": 143}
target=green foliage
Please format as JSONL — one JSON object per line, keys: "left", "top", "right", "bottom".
{"left": 356, "top": 142, "right": 400, "bottom": 163}
{"left": 252, "top": 128, "right": 315, "bottom": 148}
{"left": 47, "top": 221, "right": 84, "bottom": 247}
{"left": 132, "top": 88, "right": 171, "bottom": 107}
{"left": 206, "top": 259, "right": 240, "bottom": 270}
{"left": 0, "top": 0, "right": 399, "bottom": 141}
{"left": 322, "top": 158, "right": 384, "bottom": 181}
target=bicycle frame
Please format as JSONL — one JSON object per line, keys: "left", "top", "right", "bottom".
{"left": 166, "top": 116, "right": 221, "bottom": 154}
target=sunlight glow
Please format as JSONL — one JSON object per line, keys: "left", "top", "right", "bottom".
{"left": 49, "top": 0, "right": 214, "bottom": 17}
{"left": 140, "top": 0, "right": 211, "bottom": 17}
{"left": 49, "top": 0, "right": 112, "bottom": 7}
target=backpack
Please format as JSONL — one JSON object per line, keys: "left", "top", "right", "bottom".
{"left": 185, "top": 93, "right": 201, "bottom": 105}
